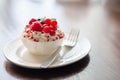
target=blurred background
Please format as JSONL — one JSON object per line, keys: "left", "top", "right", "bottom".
{"left": 1, "top": 0, "right": 120, "bottom": 80}
{"left": 0, "top": 0, "right": 120, "bottom": 47}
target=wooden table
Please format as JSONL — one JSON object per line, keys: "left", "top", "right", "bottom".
{"left": 0, "top": 0, "right": 120, "bottom": 80}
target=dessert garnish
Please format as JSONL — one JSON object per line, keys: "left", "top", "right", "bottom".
{"left": 23, "top": 17, "right": 64, "bottom": 42}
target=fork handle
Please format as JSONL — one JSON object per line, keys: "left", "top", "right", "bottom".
{"left": 40, "top": 47, "right": 61, "bottom": 68}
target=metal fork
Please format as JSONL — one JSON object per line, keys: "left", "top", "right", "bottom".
{"left": 40, "top": 29, "right": 80, "bottom": 68}
{"left": 64, "top": 29, "right": 80, "bottom": 47}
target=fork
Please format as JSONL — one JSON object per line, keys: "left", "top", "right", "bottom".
{"left": 64, "top": 29, "right": 80, "bottom": 47}
{"left": 40, "top": 29, "right": 80, "bottom": 68}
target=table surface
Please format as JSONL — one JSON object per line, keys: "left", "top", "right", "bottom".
{"left": 0, "top": 0, "right": 120, "bottom": 80}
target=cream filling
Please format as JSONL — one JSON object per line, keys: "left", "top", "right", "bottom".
{"left": 23, "top": 28, "right": 64, "bottom": 42}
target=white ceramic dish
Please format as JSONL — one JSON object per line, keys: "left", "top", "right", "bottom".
{"left": 22, "top": 37, "right": 63, "bottom": 55}
{"left": 3, "top": 37, "right": 91, "bottom": 69}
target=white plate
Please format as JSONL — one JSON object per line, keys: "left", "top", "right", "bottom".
{"left": 3, "top": 37, "right": 91, "bottom": 69}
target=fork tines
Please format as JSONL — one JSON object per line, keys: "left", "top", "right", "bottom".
{"left": 64, "top": 29, "right": 80, "bottom": 47}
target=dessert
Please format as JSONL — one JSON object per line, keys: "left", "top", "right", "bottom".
{"left": 22, "top": 17, "right": 64, "bottom": 55}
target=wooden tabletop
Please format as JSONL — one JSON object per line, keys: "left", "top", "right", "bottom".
{"left": 0, "top": 0, "right": 120, "bottom": 80}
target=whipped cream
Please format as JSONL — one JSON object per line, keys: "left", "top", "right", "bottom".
{"left": 23, "top": 26, "right": 64, "bottom": 42}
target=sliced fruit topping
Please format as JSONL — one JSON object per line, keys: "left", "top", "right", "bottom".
{"left": 30, "top": 21, "right": 42, "bottom": 31}
{"left": 29, "top": 18, "right": 37, "bottom": 25}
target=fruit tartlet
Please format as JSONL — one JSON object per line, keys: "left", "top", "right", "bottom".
{"left": 22, "top": 17, "right": 64, "bottom": 55}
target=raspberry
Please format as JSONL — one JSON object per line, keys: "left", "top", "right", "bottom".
{"left": 30, "top": 21, "right": 42, "bottom": 31}
{"left": 29, "top": 18, "right": 37, "bottom": 25}
{"left": 50, "top": 30, "right": 56, "bottom": 36}
{"left": 51, "top": 20, "right": 57, "bottom": 27}
{"left": 50, "top": 25, "right": 57, "bottom": 30}
{"left": 43, "top": 26, "right": 51, "bottom": 33}
{"left": 44, "top": 18, "right": 51, "bottom": 25}
{"left": 42, "top": 24, "right": 48, "bottom": 27}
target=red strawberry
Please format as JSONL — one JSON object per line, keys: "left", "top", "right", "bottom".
{"left": 44, "top": 18, "right": 51, "bottom": 25}
{"left": 30, "top": 21, "right": 42, "bottom": 31}
{"left": 29, "top": 18, "right": 37, "bottom": 25}
{"left": 50, "top": 30, "right": 56, "bottom": 36}
{"left": 43, "top": 26, "right": 51, "bottom": 33}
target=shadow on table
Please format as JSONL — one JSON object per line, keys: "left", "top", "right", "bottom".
{"left": 5, "top": 54, "right": 90, "bottom": 79}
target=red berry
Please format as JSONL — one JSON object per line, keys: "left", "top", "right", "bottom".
{"left": 50, "top": 25, "right": 57, "bottom": 30}
{"left": 42, "top": 24, "right": 48, "bottom": 31}
{"left": 29, "top": 18, "right": 37, "bottom": 25}
{"left": 30, "top": 21, "right": 42, "bottom": 31}
{"left": 42, "top": 24, "right": 48, "bottom": 27}
{"left": 43, "top": 26, "right": 51, "bottom": 33}
{"left": 44, "top": 18, "right": 51, "bottom": 25}
{"left": 50, "top": 30, "right": 56, "bottom": 36}
{"left": 51, "top": 20, "right": 57, "bottom": 27}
